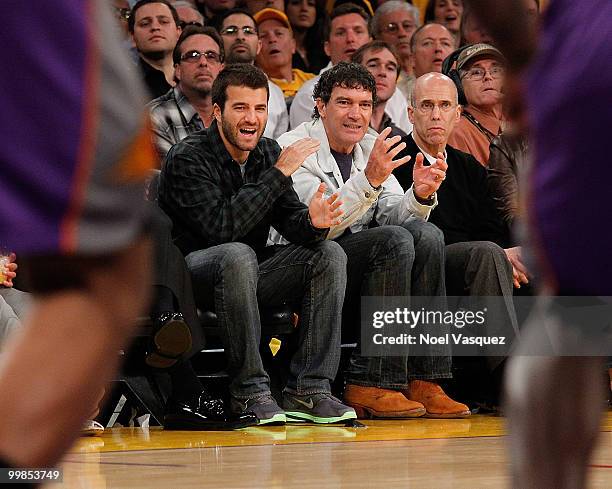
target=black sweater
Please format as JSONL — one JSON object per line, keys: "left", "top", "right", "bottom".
{"left": 393, "top": 135, "right": 507, "bottom": 247}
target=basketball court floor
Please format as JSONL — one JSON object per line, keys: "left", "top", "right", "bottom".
{"left": 47, "top": 410, "right": 612, "bottom": 488}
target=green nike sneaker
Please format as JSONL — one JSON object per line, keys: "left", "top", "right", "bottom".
{"left": 283, "top": 393, "right": 357, "bottom": 424}
{"left": 231, "top": 394, "right": 286, "bottom": 425}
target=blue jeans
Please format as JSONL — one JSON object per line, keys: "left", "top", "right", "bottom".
{"left": 339, "top": 220, "right": 452, "bottom": 389}
{"left": 186, "top": 241, "right": 347, "bottom": 399}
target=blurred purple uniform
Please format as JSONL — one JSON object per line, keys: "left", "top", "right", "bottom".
{"left": 0, "top": 0, "right": 154, "bottom": 256}
{"left": 527, "top": 0, "right": 612, "bottom": 295}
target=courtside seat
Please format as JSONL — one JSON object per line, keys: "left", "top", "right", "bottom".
{"left": 199, "top": 306, "right": 298, "bottom": 344}
{"left": 110, "top": 306, "right": 298, "bottom": 424}
{"left": 109, "top": 171, "right": 351, "bottom": 424}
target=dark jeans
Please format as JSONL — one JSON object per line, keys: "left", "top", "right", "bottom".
{"left": 186, "top": 241, "right": 347, "bottom": 400}
{"left": 446, "top": 240, "right": 519, "bottom": 369}
{"left": 339, "top": 220, "right": 451, "bottom": 389}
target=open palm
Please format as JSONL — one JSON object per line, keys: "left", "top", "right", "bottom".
{"left": 308, "top": 183, "right": 344, "bottom": 229}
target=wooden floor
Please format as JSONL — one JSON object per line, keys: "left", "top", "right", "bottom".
{"left": 47, "top": 411, "right": 612, "bottom": 489}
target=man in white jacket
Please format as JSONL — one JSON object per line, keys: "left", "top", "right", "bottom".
{"left": 271, "top": 62, "right": 470, "bottom": 419}
{"left": 289, "top": 2, "right": 412, "bottom": 134}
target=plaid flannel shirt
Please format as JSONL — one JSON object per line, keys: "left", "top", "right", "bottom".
{"left": 158, "top": 121, "right": 326, "bottom": 258}
{"left": 148, "top": 86, "right": 205, "bottom": 160}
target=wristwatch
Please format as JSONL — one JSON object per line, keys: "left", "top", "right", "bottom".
{"left": 414, "top": 188, "right": 435, "bottom": 205}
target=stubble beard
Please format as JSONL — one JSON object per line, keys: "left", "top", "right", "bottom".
{"left": 221, "top": 117, "right": 260, "bottom": 153}
{"left": 225, "top": 43, "right": 255, "bottom": 64}
{"left": 181, "top": 81, "right": 212, "bottom": 100}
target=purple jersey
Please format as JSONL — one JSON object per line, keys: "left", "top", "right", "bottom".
{"left": 0, "top": 0, "right": 155, "bottom": 255}
{"left": 527, "top": 0, "right": 612, "bottom": 295}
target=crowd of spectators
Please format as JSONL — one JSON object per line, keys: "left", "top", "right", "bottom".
{"left": 5, "top": 0, "right": 609, "bottom": 437}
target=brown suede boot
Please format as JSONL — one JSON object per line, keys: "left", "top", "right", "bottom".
{"left": 403, "top": 380, "right": 471, "bottom": 418}
{"left": 344, "top": 384, "right": 426, "bottom": 419}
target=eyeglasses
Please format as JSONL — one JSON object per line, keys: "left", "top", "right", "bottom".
{"left": 382, "top": 21, "right": 416, "bottom": 35}
{"left": 461, "top": 66, "right": 505, "bottom": 81}
{"left": 220, "top": 25, "right": 258, "bottom": 36}
{"left": 415, "top": 100, "right": 456, "bottom": 114}
{"left": 114, "top": 7, "right": 130, "bottom": 21}
{"left": 179, "top": 20, "right": 203, "bottom": 29}
{"left": 180, "top": 50, "right": 222, "bottom": 64}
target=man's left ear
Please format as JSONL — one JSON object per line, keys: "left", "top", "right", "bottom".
{"left": 315, "top": 98, "right": 326, "bottom": 119}
{"left": 323, "top": 41, "right": 330, "bottom": 58}
{"left": 455, "top": 104, "right": 462, "bottom": 122}
{"left": 213, "top": 103, "right": 222, "bottom": 123}
{"left": 256, "top": 39, "right": 262, "bottom": 56}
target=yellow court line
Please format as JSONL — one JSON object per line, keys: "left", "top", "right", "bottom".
{"left": 72, "top": 411, "right": 612, "bottom": 454}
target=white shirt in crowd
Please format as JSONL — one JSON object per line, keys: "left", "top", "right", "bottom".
{"left": 264, "top": 80, "right": 289, "bottom": 140}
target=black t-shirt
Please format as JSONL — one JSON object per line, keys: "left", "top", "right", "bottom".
{"left": 330, "top": 149, "right": 353, "bottom": 183}
{"left": 393, "top": 136, "right": 507, "bottom": 247}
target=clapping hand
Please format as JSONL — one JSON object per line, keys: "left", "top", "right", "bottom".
{"left": 1, "top": 252, "right": 17, "bottom": 288}
{"left": 308, "top": 183, "right": 344, "bottom": 229}
{"left": 364, "top": 127, "right": 412, "bottom": 188}
{"left": 413, "top": 152, "right": 448, "bottom": 201}
{"left": 275, "top": 138, "right": 321, "bottom": 177}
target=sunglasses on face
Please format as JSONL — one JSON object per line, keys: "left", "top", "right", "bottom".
{"left": 180, "top": 50, "right": 222, "bottom": 64}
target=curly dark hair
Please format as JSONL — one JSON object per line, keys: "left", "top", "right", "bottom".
{"left": 211, "top": 64, "right": 269, "bottom": 112}
{"left": 312, "top": 62, "right": 377, "bottom": 119}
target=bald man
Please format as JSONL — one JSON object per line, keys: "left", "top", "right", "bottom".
{"left": 393, "top": 73, "right": 521, "bottom": 401}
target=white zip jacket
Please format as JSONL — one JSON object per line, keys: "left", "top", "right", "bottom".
{"left": 268, "top": 119, "right": 436, "bottom": 244}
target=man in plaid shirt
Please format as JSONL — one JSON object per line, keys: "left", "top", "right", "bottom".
{"left": 159, "top": 64, "right": 357, "bottom": 425}
{"left": 148, "top": 25, "right": 225, "bottom": 160}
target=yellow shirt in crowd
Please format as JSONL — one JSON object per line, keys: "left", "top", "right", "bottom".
{"left": 271, "top": 69, "right": 316, "bottom": 99}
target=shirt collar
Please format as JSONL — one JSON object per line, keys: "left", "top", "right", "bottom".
{"left": 380, "top": 111, "right": 392, "bottom": 129}
{"left": 174, "top": 86, "right": 200, "bottom": 124}
{"left": 319, "top": 61, "right": 333, "bottom": 75}
{"left": 411, "top": 135, "right": 447, "bottom": 164}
